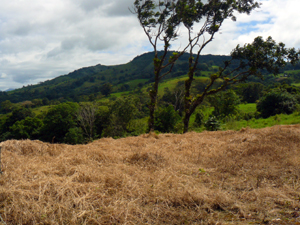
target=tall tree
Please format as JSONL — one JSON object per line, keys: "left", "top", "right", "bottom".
{"left": 134, "top": 0, "right": 300, "bottom": 133}
{"left": 133, "top": 0, "right": 189, "bottom": 132}
{"left": 174, "top": 0, "right": 260, "bottom": 132}
{"left": 182, "top": 36, "right": 300, "bottom": 132}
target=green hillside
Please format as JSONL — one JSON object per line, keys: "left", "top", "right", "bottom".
{"left": 0, "top": 51, "right": 300, "bottom": 104}
{"left": 0, "top": 52, "right": 232, "bottom": 103}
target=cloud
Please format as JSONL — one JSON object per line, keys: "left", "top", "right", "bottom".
{"left": 0, "top": 0, "right": 299, "bottom": 91}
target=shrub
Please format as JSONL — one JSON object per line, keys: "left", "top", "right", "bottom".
{"left": 257, "top": 91, "right": 297, "bottom": 118}
{"left": 193, "top": 112, "right": 204, "bottom": 127}
{"left": 10, "top": 117, "right": 43, "bottom": 140}
{"left": 204, "top": 116, "right": 221, "bottom": 131}
{"left": 41, "top": 102, "right": 79, "bottom": 143}
{"left": 208, "top": 89, "right": 240, "bottom": 120}
{"left": 102, "top": 97, "right": 140, "bottom": 138}
{"left": 64, "top": 127, "right": 85, "bottom": 145}
{"left": 154, "top": 105, "right": 181, "bottom": 133}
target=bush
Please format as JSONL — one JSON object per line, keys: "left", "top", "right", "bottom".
{"left": 208, "top": 89, "right": 240, "bottom": 120}
{"left": 204, "top": 116, "right": 221, "bottom": 131}
{"left": 64, "top": 127, "right": 85, "bottom": 145}
{"left": 102, "top": 97, "right": 140, "bottom": 138}
{"left": 41, "top": 102, "right": 79, "bottom": 143}
{"left": 154, "top": 105, "right": 181, "bottom": 133}
{"left": 193, "top": 112, "right": 204, "bottom": 127}
{"left": 257, "top": 91, "right": 297, "bottom": 118}
{"left": 10, "top": 117, "right": 43, "bottom": 140}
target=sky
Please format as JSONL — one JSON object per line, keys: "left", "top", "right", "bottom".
{"left": 0, "top": 0, "right": 300, "bottom": 91}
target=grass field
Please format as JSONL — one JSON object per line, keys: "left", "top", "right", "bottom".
{"left": 32, "top": 105, "right": 53, "bottom": 116}
{"left": 0, "top": 125, "right": 300, "bottom": 224}
{"left": 238, "top": 103, "right": 256, "bottom": 113}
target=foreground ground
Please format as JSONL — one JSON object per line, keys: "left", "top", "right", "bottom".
{"left": 0, "top": 125, "right": 300, "bottom": 224}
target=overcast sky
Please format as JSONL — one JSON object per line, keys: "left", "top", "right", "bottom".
{"left": 0, "top": 0, "right": 299, "bottom": 91}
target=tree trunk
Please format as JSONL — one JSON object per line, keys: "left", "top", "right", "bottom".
{"left": 148, "top": 75, "right": 159, "bottom": 132}
{"left": 148, "top": 96, "right": 155, "bottom": 132}
{"left": 183, "top": 112, "right": 191, "bottom": 133}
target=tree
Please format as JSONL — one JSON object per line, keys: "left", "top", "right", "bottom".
{"left": 0, "top": 100, "right": 14, "bottom": 113}
{"left": 134, "top": 0, "right": 300, "bottom": 133}
{"left": 154, "top": 105, "right": 181, "bottom": 133}
{"left": 94, "top": 105, "right": 110, "bottom": 137}
{"left": 181, "top": 36, "right": 300, "bottom": 132}
{"left": 208, "top": 89, "right": 240, "bottom": 119}
{"left": 64, "top": 127, "right": 85, "bottom": 145}
{"left": 41, "top": 102, "right": 79, "bottom": 143}
{"left": 102, "top": 97, "right": 139, "bottom": 138}
{"left": 257, "top": 91, "right": 298, "bottom": 118}
{"left": 233, "top": 82, "right": 264, "bottom": 103}
{"left": 32, "top": 99, "right": 43, "bottom": 107}
{"left": 100, "top": 83, "right": 113, "bottom": 96}
{"left": 160, "top": 85, "right": 185, "bottom": 115}
{"left": 3, "top": 107, "right": 35, "bottom": 132}
{"left": 175, "top": 0, "right": 259, "bottom": 132}
{"left": 10, "top": 117, "right": 43, "bottom": 140}
{"left": 133, "top": 0, "right": 189, "bottom": 132}
{"left": 77, "top": 102, "right": 97, "bottom": 140}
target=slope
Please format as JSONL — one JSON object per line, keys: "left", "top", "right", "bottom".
{"left": 0, "top": 52, "right": 231, "bottom": 103}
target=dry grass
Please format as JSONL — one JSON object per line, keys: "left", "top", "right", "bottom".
{"left": 0, "top": 125, "right": 300, "bottom": 224}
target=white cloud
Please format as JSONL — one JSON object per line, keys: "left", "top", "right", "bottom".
{"left": 0, "top": 0, "right": 299, "bottom": 91}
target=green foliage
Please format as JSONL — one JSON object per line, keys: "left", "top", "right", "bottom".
{"left": 160, "top": 86, "right": 184, "bottom": 115}
{"left": 204, "top": 116, "right": 221, "bottom": 131}
{"left": 10, "top": 117, "right": 43, "bottom": 140}
{"left": 100, "top": 83, "right": 113, "bottom": 97}
{"left": 41, "top": 102, "right": 79, "bottom": 143}
{"left": 208, "top": 90, "right": 240, "bottom": 120}
{"left": 231, "top": 36, "right": 300, "bottom": 77}
{"left": 257, "top": 91, "right": 298, "bottom": 118}
{"left": 64, "top": 127, "right": 85, "bottom": 145}
{"left": 0, "top": 100, "right": 14, "bottom": 113}
{"left": 3, "top": 107, "right": 35, "bottom": 133}
{"left": 94, "top": 105, "right": 111, "bottom": 138}
{"left": 154, "top": 105, "right": 181, "bottom": 133}
{"left": 233, "top": 82, "right": 264, "bottom": 103}
{"left": 193, "top": 111, "right": 204, "bottom": 127}
{"left": 126, "top": 118, "right": 148, "bottom": 136}
{"left": 102, "top": 97, "right": 140, "bottom": 138}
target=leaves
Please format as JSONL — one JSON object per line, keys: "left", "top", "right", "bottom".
{"left": 231, "top": 36, "right": 300, "bottom": 76}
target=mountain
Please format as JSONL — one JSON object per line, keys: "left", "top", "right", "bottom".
{"left": 5, "top": 88, "right": 15, "bottom": 92}
{"left": 1, "top": 51, "right": 298, "bottom": 104}
{"left": 0, "top": 52, "right": 232, "bottom": 103}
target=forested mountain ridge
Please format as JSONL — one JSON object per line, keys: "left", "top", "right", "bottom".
{"left": 0, "top": 51, "right": 299, "bottom": 104}
{"left": 0, "top": 52, "right": 232, "bottom": 103}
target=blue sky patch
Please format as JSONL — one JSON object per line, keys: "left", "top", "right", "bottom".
{"left": 236, "top": 17, "right": 274, "bottom": 35}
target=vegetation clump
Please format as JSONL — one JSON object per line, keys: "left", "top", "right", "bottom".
{"left": 257, "top": 90, "right": 298, "bottom": 118}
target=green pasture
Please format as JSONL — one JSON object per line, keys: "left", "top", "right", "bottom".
{"left": 238, "top": 103, "right": 256, "bottom": 113}
{"left": 223, "top": 112, "right": 300, "bottom": 131}
{"left": 32, "top": 105, "right": 53, "bottom": 116}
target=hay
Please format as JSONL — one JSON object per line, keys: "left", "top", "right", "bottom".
{"left": 0, "top": 125, "right": 300, "bottom": 224}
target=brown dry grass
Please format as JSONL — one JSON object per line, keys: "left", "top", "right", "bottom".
{"left": 0, "top": 125, "right": 300, "bottom": 224}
